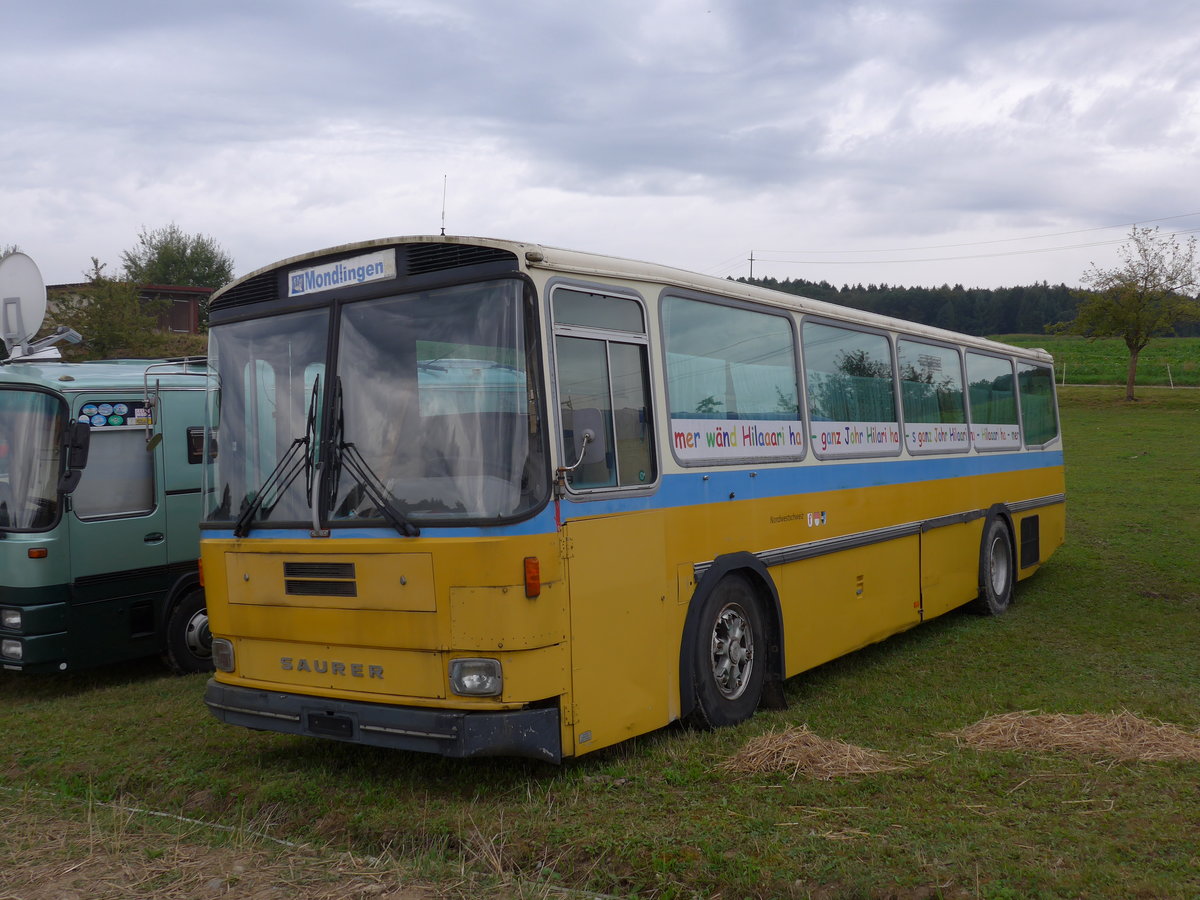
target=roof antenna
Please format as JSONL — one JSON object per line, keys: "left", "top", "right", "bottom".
{"left": 440, "top": 175, "right": 447, "bottom": 236}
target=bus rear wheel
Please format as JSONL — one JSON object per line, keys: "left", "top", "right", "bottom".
{"left": 971, "top": 517, "right": 1014, "bottom": 616}
{"left": 164, "top": 589, "right": 214, "bottom": 674}
{"left": 686, "top": 573, "right": 766, "bottom": 729}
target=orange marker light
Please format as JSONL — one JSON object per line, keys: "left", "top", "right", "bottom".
{"left": 523, "top": 556, "right": 541, "bottom": 598}
{"left": 198, "top": 558, "right": 205, "bottom": 587}
{"left": 27, "top": 548, "right": 48, "bottom": 559}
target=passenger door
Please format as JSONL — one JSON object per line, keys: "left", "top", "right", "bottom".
{"left": 66, "top": 395, "right": 168, "bottom": 660}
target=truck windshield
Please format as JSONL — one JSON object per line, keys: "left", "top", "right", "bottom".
{"left": 0, "top": 389, "right": 65, "bottom": 531}
{"left": 204, "top": 278, "right": 549, "bottom": 529}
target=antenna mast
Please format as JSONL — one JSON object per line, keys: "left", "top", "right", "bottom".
{"left": 440, "top": 175, "right": 447, "bottom": 236}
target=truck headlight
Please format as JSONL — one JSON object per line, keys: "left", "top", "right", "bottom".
{"left": 449, "top": 658, "right": 502, "bottom": 696}
{"left": 1, "top": 639, "right": 22, "bottom": 661}
{"left": 1, "top": 609, "right": 21, "bottom": 630}
{"left": 212, "top": 638, "right": 235, "bottom": 672}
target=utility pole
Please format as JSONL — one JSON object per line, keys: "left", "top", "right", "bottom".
{"left": 748, "top": 251, "right": 755, "bottom": 280}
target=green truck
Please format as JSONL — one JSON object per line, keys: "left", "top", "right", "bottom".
{"left": 0, "top": 356, "right": 212, "bottom": 673}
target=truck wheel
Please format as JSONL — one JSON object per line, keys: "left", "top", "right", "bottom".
{"left": 686, "top": 573, "right": 766, "bottom": 729}
{"left": 164, "top": 589, "right": 214, "bottom": 674}
{"left": 971, "top": 517, "right": 1015, "bottom": 616}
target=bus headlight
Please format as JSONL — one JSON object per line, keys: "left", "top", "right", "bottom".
{"left": 449, "top": 658, "right": 502, "bottom": 696}
{"left": 1, "top": 609, "right": 21, "bottom": 630}
{"left": 1, "top": 639, "right": 22, "bottom": 661}
{"left": 212, "top": 638, "right": 235, "bottom": 672}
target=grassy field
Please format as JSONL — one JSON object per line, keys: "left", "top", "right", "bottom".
{"left": 2, "top": 386, "right": 1198, "bottom": 899}
{"left": 997, "top": 335, "right": 1200, "bottom": 387}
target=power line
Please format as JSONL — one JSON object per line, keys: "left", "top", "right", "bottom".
{"left": 756, "top": 212, "right": 1200, "bottom": 256}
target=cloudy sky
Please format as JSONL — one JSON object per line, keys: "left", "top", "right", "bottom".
{"left": 5, "top": 0, "right": 1200, "bottom": 291}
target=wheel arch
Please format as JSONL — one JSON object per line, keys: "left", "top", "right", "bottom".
{"left": 157, "top": 568, "right": 203, "bottom": 646}
{"left": 981, "top": 503, "right": 1017, "bottom": 579}
{"left": 677, "top": 551, "right": 786, "bottom": 723}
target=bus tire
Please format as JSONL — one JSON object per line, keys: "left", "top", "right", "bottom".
{"left": 164, "top": 589, "right": 214, "bottom": 674}
{"left": 686, "top": 572, "right": 766, "bottom": 729}
{"left": 971, "top": 516, "right": 1014, "bottom": 616}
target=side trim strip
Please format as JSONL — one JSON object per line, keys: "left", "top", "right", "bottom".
{"left": 205, "top": 701, "right": 301, "bottom": 723}
{"left": 755, "top": 522, "right": 922, "bottom": 570}
{"left": 693, "top": 493, "right": 1066, "bottom": 579}
{"left": 1007, "top": 493, "right": 1066, "bottom": 513}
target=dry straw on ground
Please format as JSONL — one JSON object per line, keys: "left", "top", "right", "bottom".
{"left": 721, "top": 726, "right": 908, "bottom": 780}
{"left": 941, "top": 710, "right": 1200, "bottom": 762}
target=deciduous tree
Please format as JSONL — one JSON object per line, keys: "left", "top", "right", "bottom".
{"left": 1059, "top": 226, "right": 1200, "bottom": 400}
{"left": 49, "top": 259, "right": 169, "bottom": 360}
{"left": 121, "top": 223, "right": 234, "bottom": 290}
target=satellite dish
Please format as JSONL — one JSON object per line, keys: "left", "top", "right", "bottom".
{"left": 1, "top": 252, "right": 48, "bottom": 355}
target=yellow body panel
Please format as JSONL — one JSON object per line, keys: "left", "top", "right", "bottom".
{"left": 563, "top": 511, "right": 673, "bottom": 754}
{"left": 203, "top": 463, "right": 1065, "bottom": 758}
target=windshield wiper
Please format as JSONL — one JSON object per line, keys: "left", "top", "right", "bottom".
{"left": 327, "top": 376, "right": 420, "bottom": 538}
{"left": 232, "top": 377, "right": 320, "bottom": 538}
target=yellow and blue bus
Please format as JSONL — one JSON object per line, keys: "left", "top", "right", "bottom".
{"left": 199, "top": 236, "right": 1064, "bottom": 762}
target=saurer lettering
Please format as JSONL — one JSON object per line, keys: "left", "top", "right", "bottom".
{"left": 280, "top": 657, "right": 384, "bottom": 678}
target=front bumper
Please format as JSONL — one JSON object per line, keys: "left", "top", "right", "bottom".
{"left": 204, "top": 679, "right": 562, "bottom": 763}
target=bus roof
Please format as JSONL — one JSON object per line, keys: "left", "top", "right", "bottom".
{"left": 213, "top": 235, "right": 1053, "bottom": 363}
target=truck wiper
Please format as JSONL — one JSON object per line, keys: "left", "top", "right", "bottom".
{"left": 326, "top": 376, "right": 419, "bottom": 538}
{"left": 232, "top": 377, "right": 320, "bottom": 538}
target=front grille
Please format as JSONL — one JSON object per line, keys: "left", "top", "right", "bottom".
{"left": 406, "top": 243, "right": 516, "bottom": 276}
{"left": 284, "top": 562, "right": 355, "bottom": 579}
{"left": 285, "top": 579, "right": 358, "bottom": 597}
{"left": 283, "top": 561, "right": 357, "bottom": 597}
{"left": 212, "top": 269, "right": 278, "bottom": 309}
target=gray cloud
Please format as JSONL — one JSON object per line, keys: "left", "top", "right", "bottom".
{"left": 5, "top": 0, "right": 1200, "bottom": 288}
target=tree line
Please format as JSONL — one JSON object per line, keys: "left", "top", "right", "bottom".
{"left": 736, "top": 276, "right": 1087, "bottom": 337}
{"left": 740, "top": 225, "right": 1200, "bottom": 400}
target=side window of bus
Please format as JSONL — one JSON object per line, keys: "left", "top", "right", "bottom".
{"left": 662, "top": 295, "right": 801, "bottom": 462}
{"left": 897, "top": 340, "right": 969, "bottom": 453}
{"left": 72, "top": 428, "right": 155, "bottom": 520}
{"left": 553, "top": 288, "right": 655, "bottom": 490}
{"left": 1017, "top": 362, "right": 1058, "bottom": 446}
{"left": 966, "top": 353, "right": 1021, "bottom": 450}
{"left": 802, "top": 322, "right": 901, "bottom": 457}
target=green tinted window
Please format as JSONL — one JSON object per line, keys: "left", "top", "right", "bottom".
{"left": 966, "top": 353, "right": 1017, "bottom": 424}
{"left": 803, "top": 323, "right": 895, "bottom": 423}
{"left": 1018, "top": 363, "right": 1058, "bottom": 446}
{"left": 897, "top": 340, "right": 965, "bottom": 425}
{"left": 663, "top": 296, "right": 798, "bottom": 421}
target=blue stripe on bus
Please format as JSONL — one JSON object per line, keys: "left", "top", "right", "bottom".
{"left": 203, "top": 449, "right": 1064, "bottom": 541}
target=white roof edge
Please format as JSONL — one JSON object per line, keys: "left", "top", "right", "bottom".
{"left": 215, "top": 236, "right": 1054, "bottom": 362}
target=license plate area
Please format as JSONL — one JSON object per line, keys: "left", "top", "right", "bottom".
{"left": 307, "top": 712, "right": 354, "bottom": 738}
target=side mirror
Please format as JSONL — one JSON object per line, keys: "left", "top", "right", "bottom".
{"left": 570, "top": 408, "right": 608, "bottom": 466}
{"left": 58, "top": 421, "right": 91, "bottom": 494}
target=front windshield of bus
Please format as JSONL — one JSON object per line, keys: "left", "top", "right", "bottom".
{"left": 204, "top": 307, "right": 330, "bottom": 525}
{"left": 329, "top": 279, "right": 548, "bottom": 524}
{"left": 0, "top": 388, "right": 65, "bottom": 531}
{"left": 204, "top": 278, "right": 548, "bottom": 529}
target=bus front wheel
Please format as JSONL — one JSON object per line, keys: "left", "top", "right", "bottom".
{"left": 972, "top": 517, "right": 1015, "bottom": 616}
{"left": 164, "top": 589, "right": 215, "bottom": 674}
{"left": 686, "top": 573, "right": 766, "bottom": 729}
